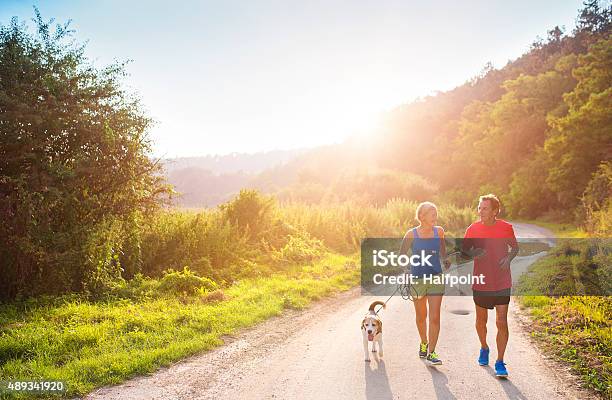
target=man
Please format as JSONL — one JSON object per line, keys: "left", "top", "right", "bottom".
{"left": 462, "top": 194, "right": 519, "bottom": 378}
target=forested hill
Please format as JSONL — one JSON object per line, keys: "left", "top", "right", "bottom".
{"left": 381, "top": 1, "right": 611, "bottom": 215}
{"left": 163, "top": 149, "right": 305, "bottom": 175}
{"left": 166, "top": 2, "right": 610, "bottom": 229}
{"left": 243, "top": 1, "right": 610, "bottom": 230}
{"left": 163, "top": 149, "right": 305, "bottom": 207}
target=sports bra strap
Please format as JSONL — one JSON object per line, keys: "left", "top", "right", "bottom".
{"left": 414, "top": 227, "right": 439, "bottom": 238}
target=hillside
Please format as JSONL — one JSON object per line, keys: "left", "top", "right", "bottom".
{"left": 163, "top": 149, "right": 306, "bottom": 207}
{"left": 240, "top": 2, "right": 611, "bottom": 228}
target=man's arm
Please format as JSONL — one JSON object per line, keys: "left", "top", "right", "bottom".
{"left": 508, "top": 239, "right": 519, "bottom": 261}
{"left": 461, "top": 227, "right": 472, "bottom": 256}
{"left": 460, "top": 226, "right": 485, "bottom": 259}
{"left": 499, "top": 227, "right": 519, "bottom": 270}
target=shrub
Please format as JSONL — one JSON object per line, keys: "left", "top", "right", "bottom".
{"left": 273, "top": 233, "right": 325, "bottom": 264}
{"left": 158, "top": 268, "right": 218, "bottom": 295}
{"left": 578, "top": 162, "right": 611, "bottom": 235}
{"left": 219, "top": 189, "right": 276, "bottom": 240}
{"left": 107, "top": 274, "right": 160, "bottom": 300}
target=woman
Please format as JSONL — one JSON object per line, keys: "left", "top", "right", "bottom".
{"left": 400, "top": 201, "right": 451, "bottom": 365}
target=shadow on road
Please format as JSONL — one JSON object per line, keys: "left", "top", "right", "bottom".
{"left": 485, "top": 367, "right": 528, "bottom": 400}
{"left": 364, "top": 356, "right": 393, "bottom": 400}
{"left": 427, "top": 366, "right": 457, "bottom": 400}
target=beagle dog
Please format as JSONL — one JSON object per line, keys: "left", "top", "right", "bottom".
{"left": 361, "top": 300, "right": 385, "bottom": 362}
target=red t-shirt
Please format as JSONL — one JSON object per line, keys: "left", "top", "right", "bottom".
{"left": 463, "top": 219, "right": 518, "bottom": 291}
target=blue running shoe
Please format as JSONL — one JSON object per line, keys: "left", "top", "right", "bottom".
{"left": 495, "top": 360, "right": 508, "bottom": 378}
{"left": 478, "top": 347, "right": 489, "bottom": 366}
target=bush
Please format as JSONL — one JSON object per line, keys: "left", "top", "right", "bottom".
{"left": 273, "top": 233, "right": 325, "bottom": 264}
{"left": 137, "top": 210, "right": 254, "bottom": 281}
{"left": 219, "top": 189, "right": 276, "bottom": 240}
{"left": 158, "top": 268, "right": 218, "bottom": 296}
{"left": 107, "top": 274, "right": 160, "bottom": 300}
{"left": 578, "top": 162, "right": 612, "bottom": 235}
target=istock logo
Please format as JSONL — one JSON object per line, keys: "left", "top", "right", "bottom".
{"left": 372, "top": 250, "right": 435, "bottom": 267}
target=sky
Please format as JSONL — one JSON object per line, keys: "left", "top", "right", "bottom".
{"left": 0, "top": 0, "right": 586, "bottom": 157}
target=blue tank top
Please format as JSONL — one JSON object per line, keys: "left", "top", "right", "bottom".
{"left": 411, "top": 227, "right": 443, "bottom": 277}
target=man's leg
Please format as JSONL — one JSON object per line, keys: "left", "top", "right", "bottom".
{"left": 475, "top": 304, "right": 489, "bottom": 349}
{"left": 495, "top": 304, "right": 509, "bottom": 361}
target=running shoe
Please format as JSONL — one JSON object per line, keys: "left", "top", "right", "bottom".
{"left": 478, "top": 347, "right": 489, "bottom": 366}
{"left": 495, "top": 360, "right": 508, "bottom": 377}
{"left": 426, "top": 351, "right": 442, "bottom": 365}
{"left": 419, "top": 342, "right": 428, "bottom": 358}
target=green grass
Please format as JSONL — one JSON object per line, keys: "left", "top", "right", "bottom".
{"left": 518, "top": 295, "right": 611, "bottom": 396}
{"left": 517, "top": 223, "right": 611, "bottom": 398}
{"left": 515, "top": 219, "right": 589, "bottom": 238}
{"left": 0, "top": 253, "right": 358, "bottom": 399}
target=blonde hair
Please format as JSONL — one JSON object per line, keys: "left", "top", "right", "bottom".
{"left": 415, "top": 201, "right": 437, "bottom": 222}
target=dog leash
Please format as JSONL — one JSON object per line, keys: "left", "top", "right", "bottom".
{"left": 372, "top": 282, "right": 417, "bottom": 315}
{"left": 372, "top": 250, "right": 472, "bottom": 315}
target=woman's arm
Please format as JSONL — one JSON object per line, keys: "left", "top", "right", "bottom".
{"left": 438, "top": 227, "right": 451, "bottom": 270}
{"left": 399, "top": 229, "right": 414, "bottom": 255}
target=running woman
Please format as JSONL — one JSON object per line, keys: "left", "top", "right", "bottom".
{"left": 400, "top": 202, "right": 451, "bottom": 366}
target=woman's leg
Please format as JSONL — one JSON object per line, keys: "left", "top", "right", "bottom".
{"left": 427, "top": 295, "right": 443, "bottom": 352}
{"left": 413, "top": 296, "right": 428, "bottom": 344}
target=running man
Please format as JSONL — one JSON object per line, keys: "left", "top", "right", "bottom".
{"left": 462, "top": 194, "right": 519, "bottom": 378}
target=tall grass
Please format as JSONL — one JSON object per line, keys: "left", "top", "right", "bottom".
{"left": 278, "top": 198, "right": 474, "bottom": 253}
{"left": 122, "top": 193, "right": 476, "bottom": 286}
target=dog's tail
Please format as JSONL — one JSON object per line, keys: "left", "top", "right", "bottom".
{"left": 368, "top": 300, "right": 385, "bottom": 313}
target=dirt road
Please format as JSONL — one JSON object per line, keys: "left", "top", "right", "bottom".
{"left": 85, "top": 223, "right": 587, "bottom": 400}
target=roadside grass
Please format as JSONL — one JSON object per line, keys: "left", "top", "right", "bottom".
{"left": 517, "top": 223, "right": 611, "bottom": 398}
{"left": 518, "top": 295, "right": 611, "bottom": 396}
{"left": 515, "top": 219, "right": 589, "bottom": 238}
{"left": 0, "top": 253, "right": 358, "bottom": 399}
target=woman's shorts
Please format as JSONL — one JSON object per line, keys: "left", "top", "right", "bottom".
{"left": 410, "top": 274, "right": 445, "bottom": 299}
{"left": 473, "top": 288, "right": 511, "bottom": 309}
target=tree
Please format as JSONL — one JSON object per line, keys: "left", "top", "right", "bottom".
{"left": 575, "top": 0, "right": 612, "bottom": 35}
{"left": 544, "top": 36, "right": 612, "bottom": 209}
{"left": 578, "top": 162, "right": 612, "bottom": 234}
{"left": 0, "top": 10, "right": 169, "bottom": 299}
{"left": 451, "top": 54, "right": 578, "bottom": 195}
{"left": 506, "top": 148, "right": 558, "bottom": 218}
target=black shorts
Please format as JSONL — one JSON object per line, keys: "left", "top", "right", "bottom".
{"left": 473, "top": 289, "right": 511, "bottom": 310}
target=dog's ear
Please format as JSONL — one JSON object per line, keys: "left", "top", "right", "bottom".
{"left": 361, "top": 318, "right": 366, "bottom": 330}
{"left": 377, "top": 319, "right": 382, "bottom": 333}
